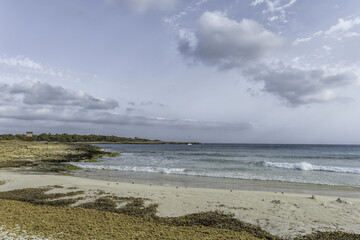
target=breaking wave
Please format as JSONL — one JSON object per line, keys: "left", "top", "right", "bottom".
{"left": 263, "top": 161, "right": 360, "bottom": 174}
{"left": 72, "top": 163, "right": 187, "bottom": 174}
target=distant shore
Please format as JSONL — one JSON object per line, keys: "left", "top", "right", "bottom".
{"left": 0, "top": 140, "right": 359, "bottom": 239}
{"left": 0, "top": 133, "right": 200, "bottom": 145}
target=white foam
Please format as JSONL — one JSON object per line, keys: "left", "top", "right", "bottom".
{"left": 263, "top": 161, "right": 360, "bottom": 174}
{"left": 72, "top": 163, "right": 186, "bottom": 174}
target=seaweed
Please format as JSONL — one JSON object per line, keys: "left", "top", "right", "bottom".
{"left": 78, "top": 195, "right": 158, "bottom": 219}
{"left": 0, "top": 186, "right": 85, "bottom": 207}
{"left": 0, "top": 186, "right": 359, "bottom": 240}
{"left": 294, "top": 231, "right": 360, "bottom": 240}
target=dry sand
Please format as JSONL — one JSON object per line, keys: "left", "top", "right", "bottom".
{"left": 1, "top": 171, "right": 359, "bottom": 239}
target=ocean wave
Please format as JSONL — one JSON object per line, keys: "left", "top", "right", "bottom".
{"left": 265, "top": 155, "right": 360, "bottom": 160}
{"left": 73, "top": 162, "right": 261, "bottom": 180}
{"left": 263, "top": 161, "right": 360, "bottom": 174}
{"left": 72, "top": 162, "right": 360, "bottom": 186}
{"left": 177, "top": 152, "right": 239, "bottom": 158}
{"left": 193, "top": 158, "right": 245, "bottom": 164}
{"left": 72, "top": 163, "right": 186, "bottom": 174}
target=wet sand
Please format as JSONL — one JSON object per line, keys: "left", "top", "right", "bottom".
{"left": 73, "top": 168, "right": 360, "bottom": 198}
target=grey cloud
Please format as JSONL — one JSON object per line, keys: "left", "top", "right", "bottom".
{"left": 178, "top": 11, "right": 283, "bottom": 69}
{"left": 249, "top": 66, "right": 358, "bottom": 106}
{"left": 126, "top": 107, "right": 142, "bottom": 115}
{"left": 0, "top": 83, "right": 15, "bottom": 104}
{"left": 0, "top": 83, "right": 9, "bottom": 93}
{"left": 140, "top": 101, "right": 165, "bottom": 107}
{"left": 0, "top": 105, "right": 253, "bottom": 131}
{"left": 127, "top": 101, "right": 165, "bottom": 107}
{"left": 0, "top": 81, "right": 252, "bottom": 132}
{"left": 9, "top": 81, "right": 119, "bottom": 110}
{"left": 176, "top": 11, "right": 358, "bottom": 107}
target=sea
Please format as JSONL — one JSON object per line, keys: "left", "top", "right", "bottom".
{"left": 71, "top": 144, "right": 360, "bottom": 197}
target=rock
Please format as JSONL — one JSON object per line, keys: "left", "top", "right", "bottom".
{"left": 336, "top": 198, "right": 350, "bottom": 204}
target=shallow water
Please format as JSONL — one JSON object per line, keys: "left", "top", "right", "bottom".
{"left": 72, "top": 143, "right": 360, "bottom": 196}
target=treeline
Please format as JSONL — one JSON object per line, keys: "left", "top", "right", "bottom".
{"left": 0, "top": 133, "right": 164, "bottom": 143}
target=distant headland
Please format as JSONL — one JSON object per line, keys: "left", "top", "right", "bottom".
{"left": 0, "top": 133, "right": 199, "bottom": 144}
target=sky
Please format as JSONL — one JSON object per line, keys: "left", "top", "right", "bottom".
{"left": 1, "top": 0, "right": 360, "bottom": 144}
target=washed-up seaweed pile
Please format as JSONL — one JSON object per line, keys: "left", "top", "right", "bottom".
{"left": 0, "top": 186, "right": 359, "bottom": 240}
{"left": 0, "top": 186, "right": 265, "bottom": 240}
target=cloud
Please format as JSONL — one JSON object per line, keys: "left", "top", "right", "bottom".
{"left": 176, "top": 11, "right": 360, "bottom": 107}
{"left": 251, "top": 0, "right": 297, "bottom": 12}
{"left": 178, "top": 11, "right": 283, "bottom": 69}
{"left": 293, "top": 16, "right": 360, "bottom": 45}
{"left": 292, "top": 37, "right": 312, "bottom": 46}
{"left": 0, "top": 83, "right": 15, "bottom": 104}
{"left": 251, "top": 0, "right": 297, "bottom": 23}
{"left": 0, "top": 81, "right": 252, "bottom": 132}
{"left": 0, "top": 55, "right": 43, "bottom": 71}
{"left": 0, "top": 104, "right": 252, "bottom": 131}
{"left": 140, "top": 101, "right": 165, "bottom": 107}
{"left": 0, "top": 55, "right": 95, "bottom": 83}
{"left": 8, "top": 81, "right": 119, "bottom": 110}
{"left": 249, "top": 65, "right": 358, "bottom": 106}
{"left": 324, "top": 16, "right": 360, "bottom": 39}
{"left": 106, "top": 0, "right": 177, "bottom": 14}
{"left": 163, "top": 0, "right": 208, "bottom": 26}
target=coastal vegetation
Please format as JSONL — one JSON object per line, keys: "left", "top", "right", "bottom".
{"left": 0, "top": 141, "right": 117, "bottom": 172}
{"left": 0, "top": 133, "right": 195, "bottom": 144}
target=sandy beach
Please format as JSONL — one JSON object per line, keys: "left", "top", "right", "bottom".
{"left": 1, "top": 171, "right": 359, "bottom": 239}
{"left": 1, "top": 141, "right": 360, "bottom": 239}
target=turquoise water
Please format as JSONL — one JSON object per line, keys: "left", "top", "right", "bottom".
{"left": 72, "top": 144, "right": 360, "bottom": 188}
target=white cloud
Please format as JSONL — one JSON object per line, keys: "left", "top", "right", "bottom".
{"left": 268, "top": 16, "right": 279, "bottom": 22}
{"left": 325, "top": 16, "right": 360, "bottom": 39}
{"left": 0, "top": 56, "right": 43, "bottom": 71}
{"left": 106, "top": 0, "right": 177, "bottom": 14}
{"left": 292, "top": 37, "right": 312, "bottom": 46}
{"left": 163, "top": 0, "right": 209, "bottom": 33}
{"left": 291, "top": 16, "right": 360, "bottom": 46}
{"left": 178, "top": 11, "right": 283, "bottom": 69}
{"left": 0, "top": 55, "right": 99, "bottom": 86}
{"left": 251, "top": 0, "right": 265, "bottom": 6}
{"left": 251, "top": 0, "right": 297, "bottom": 23}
